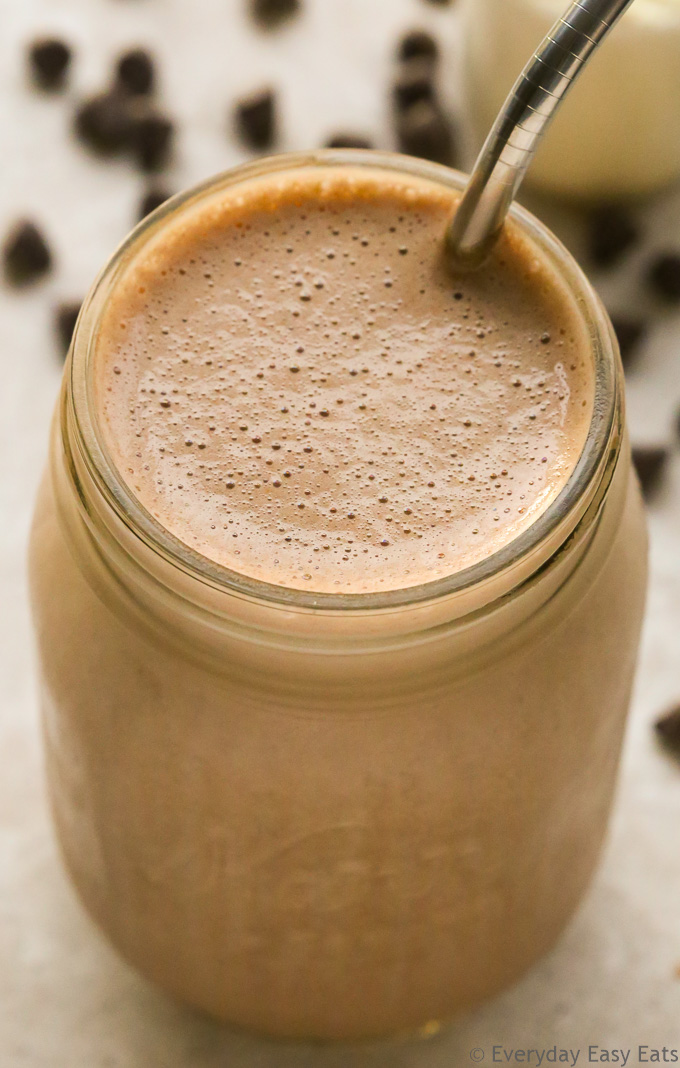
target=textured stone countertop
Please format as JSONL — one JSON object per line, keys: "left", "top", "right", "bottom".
{"left": 1, "top": 0, "right": 679, "bottom": 1064}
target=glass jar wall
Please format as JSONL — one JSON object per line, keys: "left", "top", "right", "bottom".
{"left": 29, "top": 154, "right": 648, "bottom": 1040}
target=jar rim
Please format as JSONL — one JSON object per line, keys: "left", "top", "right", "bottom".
{"left": 67, "top": 150, "right": 621, "bottom": 614}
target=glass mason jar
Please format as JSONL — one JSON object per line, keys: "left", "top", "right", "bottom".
{"left": 462, "top": 0, "right": 680, "bottom": 200}
{"left": 29, "top": 152, "right": 648, "bottom": 1041}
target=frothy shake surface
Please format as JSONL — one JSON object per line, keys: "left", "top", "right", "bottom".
{"left": 95, "top": 166, "right": 593, "bottom": 593}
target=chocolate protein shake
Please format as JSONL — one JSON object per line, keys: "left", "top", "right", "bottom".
{"left": 29, "top": 156, "right": 647, "bottom": 1040}
{"left": 95, "top": 167, "right": 592, "bottom": 593}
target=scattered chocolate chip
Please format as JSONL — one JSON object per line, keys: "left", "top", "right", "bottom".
{"left": 138, "top": 185, "right": 172, "bottom": 220}
{"left": 397, "top": 100, "right": 458, "bottom": 167}
{"left": 647, "top": 253, "right": 680, "bottom": 303}
{"left": 2, "top": 220, "right": 52, "bottom": 286}
{"left": 611, "top": 316, "right": 647, "bottom": 368}
{"left": 398, "top": 30, "right": 439, "bottom": 64}
{"left": 74, "top": 91, "right": 133, "bottom": 155}
{"left": 129, "top": 110, "right": 174, "bottom": 171}
{"left": 55, "top": 301, "right": 82, "bottom": 357}
{"left": 421, "top": 0, "right": 453, "bottom": 4}
{"left": 324, "top": 133, "right": 374, "bottom": 150}
{"left": 632, "top": 445, "right": 669, "bottom": 497}
{"left": 116, "top": 48, "right": 155, "bottom": 96}
{"left": 655, "top": 706, "right": 680, "bottom": 758}
{"left": 393, "top": 61, "right": 436, "bottom": 110}
{"left": 234, "top": 88, "right": 276, "bottom": 150}
{"left": 587, "top": 204, "right": 639, "bottom": 269}
{"left": 28, "top": 37, "right": 72, "bottom": 91}
{"left": 250, "top": 0, "right": 300, "bottom": 28}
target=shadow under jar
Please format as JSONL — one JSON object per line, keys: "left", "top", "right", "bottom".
{"left": 29, "top": 152, "right": 648, "bottom": 1041}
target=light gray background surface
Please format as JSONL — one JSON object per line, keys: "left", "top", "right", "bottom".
{"left": 1, "top": 0, "right": 679, "bottom": 1063}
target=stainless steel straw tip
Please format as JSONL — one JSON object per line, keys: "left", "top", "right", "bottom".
{"left": 446, "top": 0, "right": 638, "bottom": 270}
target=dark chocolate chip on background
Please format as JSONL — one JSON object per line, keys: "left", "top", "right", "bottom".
{"left": 234, "top": 88, "right": 276, "bottom": 150}
{"left": 28, "top": 37, "right": 72, "bottom": 91}
{"left": 392, "top": 61, "right": 436, "bottom": 110}
{"left": 632, "top": 445, "right": 669, "bottom": 498}
{"left": 2, "top": 220, "right": 52, "bottom": 286}
{"left": 74, "top": 91, "right": 134, "bottom": 155}
{"left": 324, "top": 134, "right": 374, "bottom": 150}
{"left": 55, "top": 301, "right": 82, "bottom": 358}
{"left": 138, "top": 186, "right": 173, "bottom": 221}
{"left": 397, "top": 100, "right": 458, "bottom": 167}
{"left": 250, "top": 0, "right": 301, "bottom": 28}
{"left": 611, "top": 316, "right": 647, "bottom": 369}
{"left": 116, "top": 49, "right": 155, "bottom": 96}
{"left": 647, "top": 253, "right": 680, "bottom": 303}
{"left": 655, "top": 706, "right": 680, "bottom": 759}
{"left": 398, "top": 30, "right": 439, "bottom": 64}
{"left": 129, "top": 110, "right": 174, "bottom": 171}
{"left": 587, "top": 204, "right": 639, "bottom": 269}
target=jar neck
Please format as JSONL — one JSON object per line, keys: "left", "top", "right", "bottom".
{"left": 56, "top": 373, "right": 623, "bottom": 653}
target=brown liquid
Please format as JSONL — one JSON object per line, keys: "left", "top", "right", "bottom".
{"left": 95, "top": 167, "right": 593, "bottom": 593}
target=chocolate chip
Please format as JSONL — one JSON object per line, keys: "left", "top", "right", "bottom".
{"left": 28, "top": 37, "right": 72, "bottom": 91}
{"left": 74, "top": 91, "right": 134, "bottom": 155}
{"left": 393, "top": 61, "right": 436, "bottom": 110}
{"left": 234, "top": 88, "right": 276, "bottom": 150}
{"left": 250, "top": 0, "right": 300, "bottom": 27}
{"left": 611, "top": 316, "right": 646, "bottom": 368}
{"left": 647, "top": 253, "right": 680, "bottom": 303}
{"left": 587, "top": 204, "right": 639, "bottom": 269}
{"left": 655, "top": 706, "right": 680, "bottom": 758}
{"left": 422, "top": 0, "right": 453, "bottom": 4}
{"left": 398, "top": 30, "right": 439, "bottom": 63}
{"left": 324, "top": 134, "right": 374, "bottom": 150}
{"left": 2, "top": 220, "right": 52, "bottom": 286}
{"left": 138, "top": 185, "right": 172, "bottom": 220}
{"left": 129, "top": 110, "right": 174, "bottom": 171}
{"left": 55, "top": 301, "right": 82, "bottom": 357}
{"left": 116, "top": 48, "right": 155, "bottom": 96}
{"left": 632, "top": 445, "right": 669, "bottom": 497}
{"left": 397, "top": 100, "right": 458, "bottom": 167}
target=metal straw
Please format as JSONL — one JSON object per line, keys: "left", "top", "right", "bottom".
{"left": 447, "top": 0, "right": 638, "bottom": 269}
